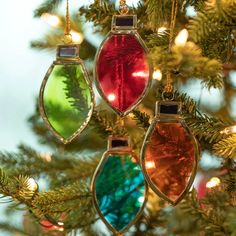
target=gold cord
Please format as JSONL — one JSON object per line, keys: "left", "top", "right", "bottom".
{"left": 116, "top": 117, "right": 125, "bottom": 128}
{"left": 119, "top": 0, "right": 129, "bottom": 15}
{"left": 163, "top": 0, "right": 179, "bottom": 97}
{"left": 65, "top": 0, "right": 71, "bottom": 35}
{"left": 63, "top": 0, "right": 72, "bottom": 44}
{"left": 120, "top": 117, "right": 125, "bottom": 127}
{"left": 169, "top": 0, "right": 178, "bottom": 50}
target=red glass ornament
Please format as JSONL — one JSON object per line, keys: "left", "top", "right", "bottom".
{"left": 95, "top": 15, "right": 151, "bottom": 116}
{"left": 141, "top": 101, "right": 199, "bottom": 205}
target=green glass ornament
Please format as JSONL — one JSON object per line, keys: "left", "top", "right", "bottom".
{"left": 91, "top": 136, "right": 147, "bottom": 235}
{"left": 39, "top": 45, "right": 94, "bottom": 144}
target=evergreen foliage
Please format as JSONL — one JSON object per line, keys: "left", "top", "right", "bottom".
{"left": 0, "top": 0, "right": 236, "bottom": 235}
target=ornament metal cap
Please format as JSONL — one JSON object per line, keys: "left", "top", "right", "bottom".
{"left": 112, "top": 15, "right": 137, "bottom": 31}
{"left": 156, "top": 101, "right": 182, "bottom": 116}
{"left": 108, "top": 136, "right": 130, "bottom": 150}
{"left": 56, "top": 44, "right": 80, "bottom": 60}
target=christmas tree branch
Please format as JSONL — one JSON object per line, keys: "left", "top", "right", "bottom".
{"left": 31, "top": 182, "right": 91, "bottom": 211}
{"left": 90, "top": 109, "right": 129, "bottom": 137}
{"left": 34, "top": 0, "right": 62, "bottom": 17}
{"left": 0, "top": 168, "right": 96, "bottom": 231}
{"left": 79, "top": 1, "right": 116, "bottom": 35}
{"left": 0, "top": 147, "right": 75, "bottom": 177}
{"left": 31, "top": 14, "right": 97, "bottom": 60}
{"left": 226, "top": 208, "right": 236, "bottom": 234}
{"left": 0, "top": 0, "right": 234, "bottom": 234}
{"left": 150, "top": 42, "right": 224, "bottom": 89}
{"left": 183, "top": 0, "right": 206, "bottom": 10}
{"left": 0, "top": 169, "right": 37, "bottom": 204}
{"left": 188, "top": 0, "right": 235, "bottom": 59}
{"left": 144, "top": 0, "right": 165, "bottom": 30}
{"left": 30, "top": 182, "right": 96, "bottom": 230}
{"left": 213, "top": 134, "right": 236, "bottom": 159}
{"left": 132, "top": 110, "right": 150, "bottom": 130}
{"left": 146, "top": 31, "right": 170, "bottom": 48}
{"left": 176, "top": 190, "right": 229, "bottom": 235}
{"left": 0, "top": 145, "right": 99, "bottom": 183}
{"left": 90, "top": 110, "right": 114, "bottom": 137}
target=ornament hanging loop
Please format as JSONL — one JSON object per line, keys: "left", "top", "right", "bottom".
{"left": 119, "top": 0, "right": 129, "bottom": 15}
{"left": 63, "top": 33, "right": 73, "bottom": 44}
{"left": 114, "top": 117, "right": 126, "bottom": 136}
{"left": 162, "top": 73, "right": 174, "bottom": 101}
{"left": 161, "top": 0, "right": 178, "bottom": 101}
{"left": 161, "top": 91, "right": 174, "bottom": 101}
{"left": 63, "top": 0, "right": 72, "bottom": 44}
{"left": 119, "top": 117, "right": 125, "bottom": 127}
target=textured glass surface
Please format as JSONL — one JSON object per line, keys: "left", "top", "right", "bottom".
{"left": 43, "top": 64, "right": 92, "bottom": 140}
{"left": 143, "top": 122, "right": 196, "bottom": 203}
{"left": 97, "top": 34, "right": 149, "bottom": 114}
{"left": 95, "top": 154, "right": 145, "bottom": 233}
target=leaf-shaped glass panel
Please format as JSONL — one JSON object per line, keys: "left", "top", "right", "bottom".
{"left": 95, "top": 15, "right": 151, "bottom": 116}
{"left": 141, "top": 101, "right": 198, "bottom": 205}
{"left": 39, "top": 63, "right": 93, "bottom": 144}
{"left": 92, "top": 153, "right": 146, "bottom": 234}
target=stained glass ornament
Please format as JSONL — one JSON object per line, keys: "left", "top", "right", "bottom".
{"left": 91, "top": 136, "right": 147, "bottom": 235}
{"left": 39, "top": 44, "right": 94, "bottom": 144}
{"left": 95, "top": 15, "right": 151, "bottom": 116}
{"left": 141, "top": 101, "right": 199, "bottom": 205}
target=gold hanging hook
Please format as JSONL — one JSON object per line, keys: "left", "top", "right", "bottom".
{"left": 63, "top": 0, "right": 72, "bottom": 44}
{"left": 114, "top": 116, "right": 126, "bottom": 136}
{"left": 162, "top": 0, "right": 179, "bottom": 100}
{"left": 115, "top": 116, "right": 125, "bottom": 128}
{"left": 119, "top": 0, "right": 129, "bottom": 15}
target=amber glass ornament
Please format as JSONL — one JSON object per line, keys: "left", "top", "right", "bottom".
{"left": 95, "top": 15, "right": 151, "bottom": 116}
{"left": 91, "top": 136, "right": 147, "bottom": 235}
{"left": 141, "top": 101, "right": 199, "bottom": 205}
{"left": 39, "top": 45, "right": 94, "bottom": 144}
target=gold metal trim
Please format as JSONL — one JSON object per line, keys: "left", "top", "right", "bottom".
{"left": 91, "top": 147, "right": 148, "bottom": 235}
{"left": 39, "top": 54, "right": 95, "bottom": 145}
{"left": 140, "top": 104, "right": 199, "bottom": 205}
{"left": 94, "top": 16, "right": 153, "bottom": 117}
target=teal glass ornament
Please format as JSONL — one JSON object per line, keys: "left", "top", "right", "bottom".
{"left": 91, "top": 136, "right": 147, "bottom": 235}
{"left": 39, "top": 44, "right": 94, "bottom": 144}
